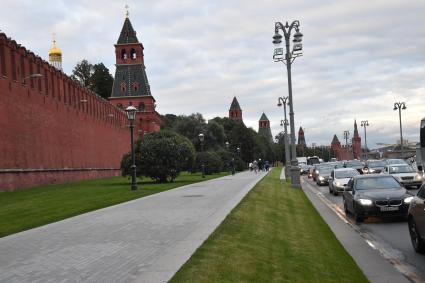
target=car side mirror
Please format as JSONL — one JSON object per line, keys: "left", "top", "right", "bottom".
{"left": 329, "top": 177, "right": 333, "bottom": 181}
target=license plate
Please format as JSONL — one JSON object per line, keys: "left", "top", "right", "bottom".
{"left": 380, "top": 206, "right": 399, "bottom": 212}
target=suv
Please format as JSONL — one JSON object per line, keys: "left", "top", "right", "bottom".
{"left": 383, "top": 164, "right": 423, "bottom": 189}
{"left": 408, "top": 184, "right": 425, "bottom": 253}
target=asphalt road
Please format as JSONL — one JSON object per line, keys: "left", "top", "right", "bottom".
{"left": 301, "top": 175, "right": 425, "bottom": 282}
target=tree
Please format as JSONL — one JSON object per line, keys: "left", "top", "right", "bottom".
{"left": 121, "top": 130, "right": 195, "bottom": 182}
{"left": 71, "top": 59, "right": 93, "bottom": 87}
{"left": 91, "top": 63, "right": 114, "bottom": 99}
{"left": 71, "top": 60, "right": 114, "bottom": 99}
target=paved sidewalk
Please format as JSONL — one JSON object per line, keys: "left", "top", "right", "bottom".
{"left": 0, "top": 171, "right": 268, "bottom": 283}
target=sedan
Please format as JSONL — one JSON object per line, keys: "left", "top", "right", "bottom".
{"left": 382, "top": 164, "right": 423, "bottom": 189}
{"left": 344, "top": 160, "right": 364, "bottom": 174}
{"left": 329, "top": 168, "right": 359, "bottom": 195}
{"left": 343, "top": 174, "right": 413, "bottom": 222}
{"left": 408, "top": 184, "right": 425, "bottom": 253}
{"left": 363, "top": 160, "right": 386, "bottom": 174}
{"left": 386, "top": 158, "right": 408, "bottom": 165}
{"left": 316, "top": 167, "right": 333, "bottom": 186}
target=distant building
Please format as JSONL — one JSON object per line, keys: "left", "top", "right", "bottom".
{"left": 258, "top": 112, "right": 273, "bottom": 143}
{"left": 109, "top": 11, "right": 161, "bottom": 137}
{"left": 331, "top": 120, "right": 362, "bottom": 160}
{"left": 229, "top": 96, "right": 243, "bottom": 122}
{"left": 48, "top": 34, "right": 62, "bottom": 70}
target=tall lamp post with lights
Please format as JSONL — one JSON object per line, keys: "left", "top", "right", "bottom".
{"left": 199, "top": 133, "right": 206, "bottom": 178}
{"left": 273, "top": 20, "right": 303, "bottom": 188}
{"left": 394, "top": 102, "right": 406, "bottom": 159}
{"left": 343, "top": 130, "right": 351, "bottom": 159}
{"left": 125, "top": 105, "right": 138, "bottom": 191}
{"left": 278, "top": 96, "right": 290, "bottom": 179}
{"left": 360, "top": 120, "right": 369, "bottom": 160}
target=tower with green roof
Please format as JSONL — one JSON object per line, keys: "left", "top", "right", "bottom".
{"left": 258, "top": 112, "right": 273, "bottom": 143}
{"left": 109, "top": 10, "right": 161, "bottom": 137}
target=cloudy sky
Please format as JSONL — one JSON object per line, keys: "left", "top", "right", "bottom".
{"left": 1, "top": 0, "right": 424, "bottom": 148}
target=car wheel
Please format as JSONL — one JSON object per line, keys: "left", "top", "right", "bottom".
{"left": 333, "top": 189, "right": 338, "bottom": 196}
{"left": 408, "top": 218, "right": 425, "bottom": 254}
{"left": 343, "top": 198, "right": 349, "bottom": 215}
{"left": 353, "top": 204, "right": 363, "bottom": 223}
{"left": 329, "top": 186, "right": 332, "bottom": 194}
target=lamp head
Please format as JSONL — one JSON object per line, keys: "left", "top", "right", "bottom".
{"left": 273, "top": 32, "right": 282, "bottom": 46}
{"left": 198, "top": 133, "right": 205, "bottom": 142}
{"left": 402, "top": 104, "right": 406, "bottom": 110}
{"left": 125, "top": 105, "right": 137, "bottom": 121}
{"left": 225, "top": 141, "right": 229, "bottom": 148}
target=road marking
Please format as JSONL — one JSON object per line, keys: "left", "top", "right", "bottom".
{"left": 301, "top": 177, "right": 425, "bottom": 283}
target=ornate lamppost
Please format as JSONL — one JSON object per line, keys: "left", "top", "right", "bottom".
{"left": 125, "top": 105, "right": 138, "bottom": 190}
{"left": 360, "top": 120, "right": 369, "bottom": 160}
{"left": 343, "top": 130, "right": 350, "bottom": 159}
{"left": 273, "top": 20, "right": 303, "bottom": 188}
{"left": 199, "top": 133, "right": 205, "bottom": 178}
{"left": 393, "top": 102, "right": 406, "bottom": 159}
{"left": 278, "top": 96, "right": 290, "bottom": 179}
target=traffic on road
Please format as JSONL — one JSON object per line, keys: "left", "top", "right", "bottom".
{"left": 300, "top": 158, "right": 425, "bottom": 281}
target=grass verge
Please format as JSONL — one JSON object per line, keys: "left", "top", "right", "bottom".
{"left": 170, "top": 168, "right": 368, "bottom": 283}
{"left": 0, "top": 172, "right": 227, "bottom": 238}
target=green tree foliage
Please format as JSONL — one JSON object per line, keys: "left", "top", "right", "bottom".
{"left": 194, "top": 151, "right": 223, "bottom": 174}
{"left": 71, "top": 60, "right": 114, "bottom": 99}
{"left": 91, "top": 63, "right": 114, "bottom": 99}
{"left": 121, "top": 130, "right": 195, "bottom": 183}
{"left": 71, "top": 59, "right": 93, "bottom": 87}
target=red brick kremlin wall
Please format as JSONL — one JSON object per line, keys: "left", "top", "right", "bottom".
{"left": 0, "top": 33, "right": 130, "bottom": 191}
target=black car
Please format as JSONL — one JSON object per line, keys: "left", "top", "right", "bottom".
{"left": 343, "top": 174, "right": 413, "bottom": 222}
{"left": 363, "top": 160, "right": 386, "bottom": 174}
{"left": 408, "top": 184, "right": 425, "bottom": 253}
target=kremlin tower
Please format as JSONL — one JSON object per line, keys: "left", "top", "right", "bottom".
{"left": 229, "top": 96, "right": 243, "bottom": 123}
{"left": 109, "top": 8, "right": 161, "bottom": 137}
{"left": 258, "top": 112, "right": 273, "bottom": 143}
{"left": 48, "top": 34, "right": 62, "bottom": 70}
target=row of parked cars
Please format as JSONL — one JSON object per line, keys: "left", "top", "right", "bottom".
{"left": 301, "top": 158, "right": 425, "bottom": 254}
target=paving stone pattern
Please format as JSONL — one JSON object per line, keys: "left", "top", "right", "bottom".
{"left": 0, "top": 171, "right": 267, "bottom": 283}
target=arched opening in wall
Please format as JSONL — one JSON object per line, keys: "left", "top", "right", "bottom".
{"left": 120, "top": 82, "right": 126, "bottom": 93}
{"left": 138, "top": 102, "right": 145, "bottom": 112}
{"left": 117, "top": 103, "right": 123, "bottom": 110}
{"left": 132, "top": 82, "right": 140, "bottom": 92}
{"left": 130, "top": 48, "right": 136, "bottom": 60}
{"left": 121, "top": 49, "right": 127, "bottom": 60}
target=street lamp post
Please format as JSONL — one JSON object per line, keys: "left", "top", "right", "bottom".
{"left": 393, "top": 102, "right": 406, "bottom": 159}
{"left": 125, "top": 105, "right": 138, "bottom": 191}
{"left": 312, "top": 142, "right": 316, "bottom": 156}
{"left": 360, "top": 120, "right": 369, "bottom": 160}
{"left": 199, "top": 133, "right": 205, "bottom": 178}
{"left": 273, "top": 20, "right": 303, "bottom": 188}
{"left": 278, "top": 98, "right": 290, "bottom": 179}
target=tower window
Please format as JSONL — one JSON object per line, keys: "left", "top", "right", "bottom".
{"left": 130, "top": 48, "right": 136, "bottom": 60}
{"left": 138, "top": 102, "right": 145, "bottom": 112}
{"left": 121, "top": 49, "right": 127, "bottom": 60}
{"left": 132, "top": 82, "right": 140, "bottom": 91}
{"left": 120, "top": 82, "right": 126, "bottom": 93}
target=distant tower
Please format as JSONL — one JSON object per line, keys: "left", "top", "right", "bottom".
{"left": 297, "top": 127, "right": 306, "bottom": 147}
{"left": 352, "top": 120, "right": 362, "bottom": 159}
{"left": 331, "top": 134, "right": 342, "bottom": 160}
{"left": 48, "top": 34, "right": 62, "bottom": 70}
{"left": 109, "top": 7, "right": 161, "bottom": 137}
{"left": 229, "top": 96, "right": 243, "bottom": 122}
{"left": 258, "top": 112, "right": 273, "bottom": 143}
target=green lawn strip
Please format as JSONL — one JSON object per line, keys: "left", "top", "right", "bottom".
{"left": 170, "top": 168, "right": 369, "bottom": 283}
{"left": 0, "top": 172, "right": 228, "bottom": 238}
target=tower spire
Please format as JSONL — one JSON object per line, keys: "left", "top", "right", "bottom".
{"left": 125, "top": 4, "right": 129, "bottom": 18}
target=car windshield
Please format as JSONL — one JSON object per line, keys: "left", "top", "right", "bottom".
{"left": 387, "top": 159, "right": 406, "bottom": 165}
{"left": 368, "top": 161, "right": 386, "bottom": 167}
{"left": 335, "top": 170, "right": 359, "bottom": 179}
{"left": 389, "top": 165, "right": 415, "bottom": 173}
{"left": 345, "top": 161, "right": 363, "bottom": 167}
{"left": 356, "top": 177, "right": 401, "bottom": 190}
{"left": 320, "top": 168, "right": 333, "bottom": 174}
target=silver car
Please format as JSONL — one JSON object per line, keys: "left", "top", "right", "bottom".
{"left": 383, "top": 164, "right": 423, "bottom": 189}
{"left": 329, "top": 168, "right": 359, "bottom": 195}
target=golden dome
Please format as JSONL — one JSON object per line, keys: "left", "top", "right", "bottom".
{"left": 48, "top": 40, "right": 62, "bottom": 57}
